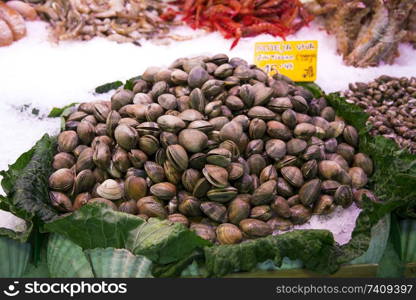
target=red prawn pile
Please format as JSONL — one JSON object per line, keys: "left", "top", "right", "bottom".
{"left": 166, "top": 0, "right": 314, "bottom": 49}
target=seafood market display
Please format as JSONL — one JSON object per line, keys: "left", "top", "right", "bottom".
{"left": 174, "top": 0, "right": 313, "bottom": 48}
{"left": 345, "top": 76, "right": 416, "bottom": 153}
{"left": 31, "top": 0, "right": 181, "bottom": 44}
{"left": 306, "top": 0, "right": 416, "bottom": 67}
{"left": 48, "top": 54, "right": 377, "bottom": 245}
{"left": 0, "top": 1, "right": 36, "bottom": 46}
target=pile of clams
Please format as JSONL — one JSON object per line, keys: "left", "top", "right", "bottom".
{"left": 48, "top": 54, "right": 378, "bottom": 245}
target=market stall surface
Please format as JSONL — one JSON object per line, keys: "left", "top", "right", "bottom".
{"left": 0, "top": 20, "right": 415, "bottom": 242}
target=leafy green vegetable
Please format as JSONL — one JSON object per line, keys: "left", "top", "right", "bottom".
{"left": 126, "top": 218, "right": 211, "bottom": 264}
{"left": 0, "top": 134, "right": 58, "bottom": 242}
{"left": 400, "top": 219, "right": 416, "bottom": 263}
{"left": 204, "top": 230, "right": 338, "bottom": 277}
{"left": 48, "top": 102, "right": 78, "bottom": 118}
{"left": 45, "top": 203, "right": 145, "bottom": 249}
{"left": 152, "top": 252, "right": 202, "bottom": 278}
{"left": 47, "top": 233, "right": 94, "bottom": 278}
{"left": 95, "top": 81, "right": 123, "bottom": 94}
{"left": 85, "top": 248, "right": 153, "bottom": 278}
{"left": 124, "top": 76, "right": 141, "bottom": 91}
{"left": 377, "top": 215, "right": 404, "bottom": 277}
{"left": 45, "top": 203, "right": 210, "bottom": 265}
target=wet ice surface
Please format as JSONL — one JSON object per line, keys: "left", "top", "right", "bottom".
{"left": 1, "top": 19, "right": 414, "bottom": 236}
{"left": 273, "top": 203, "right": 362, "bottom": 245}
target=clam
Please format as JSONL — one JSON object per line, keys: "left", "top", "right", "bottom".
{"left": 334, "top": 185, "right": 353, "bottom": 208}
{"left": 219, "top": 121, "right": 243, "bottom": 144}
{"left": 119, "top": 200, "right": 139, "bottom": 215}
{"left": 144, "top": 161, "right": 166, "bottom": 183}
{"left": 354, "top": 189, "right": 378, "bottom": 208}
{"left": 216, "top": 223, "right": 243, "bottom": 244}
{"left": 290, "top": 205, "right": 312, "bottom": 224}
{"left": 158, "top": 94, "right": 177, "bottom": 110}
{"left": 343, "top": 125, "right": 359, "bottom": 147}
{"left": 77, "top": 121, "right": 95, "bottom": 145}
{"left": 188, "top": 66, "right": 209, "bottom": 88}
{"left": 301, "top": 159, "right": 318, "bottom": 180}
{"left": 179, "top": 129, "right": 208, "bottom": 153}
{"left": 207, "top": 187, "right": 238, "bottom": 203}
{"left": 318, "top": 160, "right": 342, "bottom": 180}
{"left": 166, "top": 144, "right": 189, "bottom": 171}
{"left": 281, "top": 166, "right": 304, "bottom": 188}
{"left": 249, "top": 118, "right": 266, "bottom": 139}
{"left": 128, "top": 149, "right": 148, "bottom": 168}
{"left": 200, "top": 202, "right": 228, "bottom": 223}
{"left": 286, "top": 138, "right": 307, "bottom": 155}
{"left": 49, "top": 168, "right": 74, "bottom": 191}
{"left": 53, "top": 152, "right": 76, "bottom": 170}
{"left": 321, "top": 180, "right": 341, "bottom": 194}
{"left": 58, "top": 131, "right": 79, "bottom": 153}
{"left": 298, "top": 179, "right": 321, "bottom": 206}
{"left": 178, "top": 196, "right": 202, "bottom": 217}
{"left": 281, "top": 109, "right": 297, "bottom": 129}
{"left": 270, "top": 196, "right": 291, "bottom": 219}
{"left": 190, "top": 223, "right": 216, "bottom": 243}
{"left": 125, "top": 176, "right": 147, "bottom": 200}
{"left": 267, "top": 97, "right": 292, "bottom": 113}
{"left": 202, "top": 164, "right": 229, "bottom": 188}
{"left": 259, "top": 165, "right": 278, "bottom": 184}
{"left": 228, "top": 198, "right": 250, "bottom": 225}
{"left": 114, "top": 124, "right": 137, "bottom": 151}
{"left": 247, "top": 154, "right": 266, "bottom": 176}
{"left": 353, "top": 153, "right": 373, "bottom": 176}
{"left": 228, "top": 162, "right": 245, "bottom": 181}
{"left": 112, "top": 147, "right": 130, "bottom": 173}
{"left": 267, "top": 121, "right": 292, "bottom": 141}
{"left": 96, "top": 179, "right": 124, "bottom": 200}
{"left": 250, "top": 205, "right": 273, "bottom": 221}
{"left": 138, "top": 135, "right": 160, "bottom": 155}
{"left": 73, "top": 169, "right": 96, "bottom": 194}
{"left": 168, "top": 213, "right": 189, "bottom": 227}
{"left": 206, "top": 148, "right": 232, "bottom": 167}
{"left": 336, "top": 143, "right": 355, "bottom": 164}
{"left": 137, "top": 196, "right": 167, "bottom": 219}
{"left": 73, "top": 192, "right": 91, "bottom": 210}
{"left": 276, "top": 177, "right": 294, "bottom": 198}
{"left": 265, "top": 139, "right": 286, "bottom": 160}
{"left": 247, "top": 106, "right": 276, "bottom": 120}
{"left": 267, "top": 217, "right": 293, "bottom": 231}
{"left": 157, "top": 115, "right": 186, "bottom": 133}
{"left": 150, "top": 182, "right": 176, "bottom": 200}
{"left": 89, "top": 198, "right": 118, "bottom": 210}
{"left": 349, "top": 167, "right": 368, "bottom": 188}
{"left": 93, "top": 141, "right": 111, "bottom": 170}
{"left": 50, "top": 192, "right": 73, "bottom": 212}
{"left": 291, "top": 95, "right": 308, "bottom": 113}
{"left": 251, "top": 180, "right": 277, "bottom": 205}
{"left": 239, "top": 219, "right": 272, "bottom": 237}
{"left": 181, "top": 169, "right": 201, "bottom": 192}
{"left": 111, "top": 89, "right": 133, "bottom": 110}
{"left": 192, "top": 178, "right": 211, "bottom": 198}
{"left": 294, "top": 123, "right": 316, "bottom": 140}
{"left": 106, "top": 110, "right": 121, "bottom": 137}
{"left": 327, "top": 121, "right": 345, "bottom": 138}
{"left": 313, "top": 195, "right": 335, "bottom": 215}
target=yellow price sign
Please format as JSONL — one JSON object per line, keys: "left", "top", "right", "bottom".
{"left": 254, "top": 40, "right": 318, "bottom": 82}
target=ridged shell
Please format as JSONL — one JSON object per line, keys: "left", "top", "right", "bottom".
{"left": 47, "top": 233, "right": 94, "bottom": 278}
{"left": 0, "top": 236, "right": 30, "bottom": 277}
{"left": 85, "top": 248, "right": 153, "bottom": 278}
